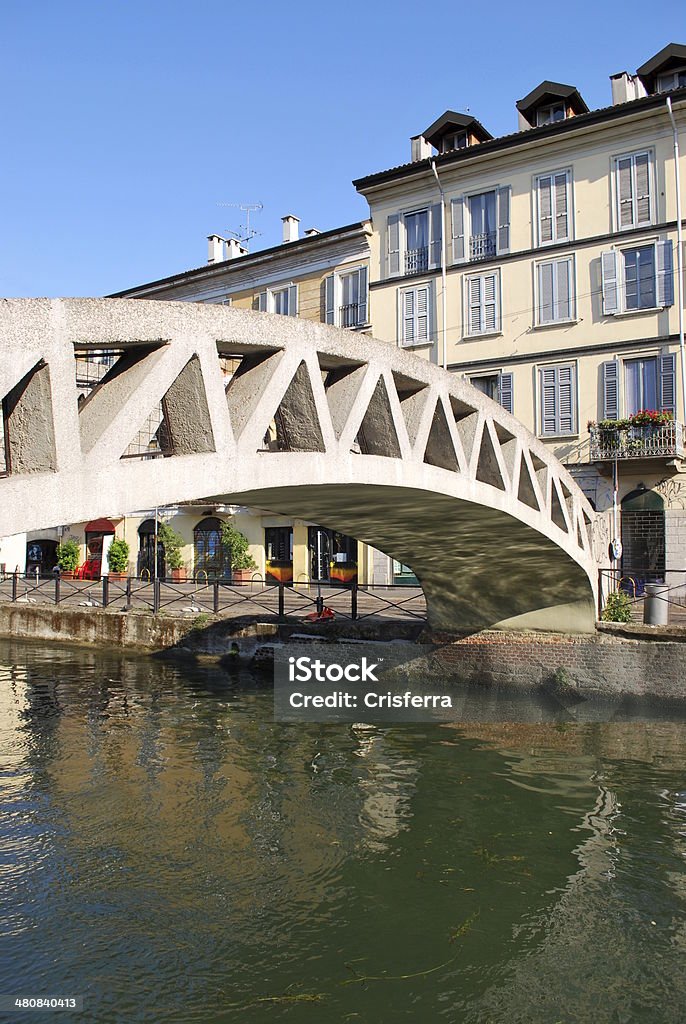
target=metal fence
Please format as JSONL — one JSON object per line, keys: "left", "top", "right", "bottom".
{"left": 0, "top": 572, "right": 427, "bottom": 625}
{"left": 598, "top": 567, "right": 686, "bottom": 623}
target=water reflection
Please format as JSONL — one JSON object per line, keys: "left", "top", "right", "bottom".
{"left": 0, "top": 639, "right": 685, "bottom": 1023}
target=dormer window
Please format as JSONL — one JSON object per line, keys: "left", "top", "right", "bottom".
{"left": 536, "top": 102, "right": 566, "bottom": 126}
{"left": 657, "top": 67, "right": 686, "bottom": 92}
{"left": 441, "top": 131, "right": 469, "bottom": 153}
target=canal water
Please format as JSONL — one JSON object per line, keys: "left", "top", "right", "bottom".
{"left": 1, "top": 638, "right": 685, "bottom": 1023}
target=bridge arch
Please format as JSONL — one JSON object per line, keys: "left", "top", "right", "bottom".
{"left": 0, "top": 299, "right": 600, "bottom": 633}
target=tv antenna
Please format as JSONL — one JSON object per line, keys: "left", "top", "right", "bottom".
{"left": 217, "top": 201, "right": 263, "bottom": 250}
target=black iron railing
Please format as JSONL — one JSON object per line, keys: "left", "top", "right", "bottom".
{"left": 339, "top": 303, "right": 360, "bottom": 328}
{"left": 404, "top": 247, "right": 428, "bottom": 274}
{"left": 590, "top": 422, "right": 686, "bottom": 460}
{"left": 469, "top": 231, "right": 497, "bottom": 260}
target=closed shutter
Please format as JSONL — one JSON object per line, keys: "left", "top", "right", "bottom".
{"left": 429, "top": 203, "right": 442, "bottom": 268}
{"left": 538, "top": 261, "right": 554, "bottom": 323}
{"left": 617, "top": 156, "right": 634, "bottom": 228}
{"left": 538, "top": 175, "right": 553, "bottom": 243}
{"left": 451, "top": 197, "right": 465, "bottom": 263}
{"left": 602, "top": 360, "right": 619, "bottom": 419}
{"left": 402, "top": 290, "right": 415, "bottom": 345}
{"left": 656, "top": 240, "right": 674, "bottom": 307}
{"left": 659, "top": 353, "right": 676, "bottom": 413}
{"left": 554, "top": 172, "right": 569, "bottom": 240}
{"left": 483, "top": 273, "right": 499, "bottom": 332}
{"left": 287, "top": 284, "right": 298, "bottom": 317}
{"left": 635, "top": 152, "right": 651, "bottom": 225}
{"left": 257, "top": 291, "right": 267, "bottom": 312}
{"left": 468, "top": 277, "right": 482, "bottom": 334}
{"left": 496, "top": 186, "right": 510, "bottom": 254}
{"left": 601, "top": 249, "right": 620, "bottom": 314}
{"left": 541, "top": 367, "right": 558, "bottom": 434}
{"left": 357, "top": 266, "right": 368, "bottom": 325}
{"left": 416, "top": 285, "right": 430, "bottom": 342}
{"left": 324, "top": 274, "right": 335, "bottom": 325}
{"left": 498, "top": 372, "right": 513, "bottom": 414}
{"left": 558, "top": 365, "right": 575, "bottom": 434}
{"left": 387, "top": 214, "right": 400, "bottom": 276}
{"left": 555, "top": 258, "right": 571, "bottom": 320}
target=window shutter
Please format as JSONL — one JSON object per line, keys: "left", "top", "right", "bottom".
{"left": 257, "top": 291, "right": 267, "bottom": 312}
{"left": 498, "top": 372, "right": 513, "bottom": 414}
{"left": 538, "top": 175, "right": 553, "bottom": 243}
{"left": 287, "top": 284, "right": 298, "bottom": 317}
{"left": 357, "top": 266, "right": 368, "bottom": 325}
{"left": 483, "top": 273, "right": 499, "bottom": 332}
{"left": 635, "top": 152, "right": 651, "bottom": 225}
{"left": 468, "top": 277, "right": 482, "bottom": 334}
{"left": 496, "top": 186, "right": 510, "bottom": 254}
{"left": 540, "top": 367, "right": 558, "bottom": 434}
{"left": 402, "top": 289, "right": 415, "bottom": 345}
{"left": 656, "top": 240, "right": 674, "bottom": 307}
{"left": 602, "top": 360, "right": 619, "bottom": 419}
{"left": 387, "top": 214, "right": 400, "bottom": 276}
{"left": 659, "top": 353, "right": 676, "bottom": 413}
{"left": 555, "top": 258, "right": 571, "bottom": 320}
{"left": 617, "top": 156, "right": 634, "bottom": 228}
{"left": 554, "top": 172, "right": 569, "bottom": 241}
{"left": 601, "top": 249, "right": 620, "bottom": 314}
{"left": 429, "top": 203, "right": 442, "bottom": 269}
{"left": 416, "top": 285, "right": 430, "bottom": 342}
{"left": 451, "top": 197, "right": 465, "bottom": 263}
{"left": 538, "top": 262, "right": 554, "bottom": 323}
{"left": 324, "top": 274, "right": 335, "bottom": 325}
{"left": 558, "top": 365, "right": 575, "bottom": 434}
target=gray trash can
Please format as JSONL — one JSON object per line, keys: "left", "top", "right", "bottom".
{"left": 644, "top": 583, "right": 669, "bottom": 626}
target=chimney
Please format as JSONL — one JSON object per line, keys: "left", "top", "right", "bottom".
{"left": 304, "top": 227, "right": 320, "bottom": 237}
{"left": 410, "top": 135, "right": 432, "bottom": 162}
{"left": 610, "top": 71, "right": 647, "bottom": 104}
{"left": 226, "top": 238, "right": 248, "bottom": 260}
{"left": 207, "top": 234, "right": 225, "bottom": 264}
{"left": 282, "top": 214, "right": 300, "bottom": 243}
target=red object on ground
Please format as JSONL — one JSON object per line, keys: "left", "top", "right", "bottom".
{"left": 304, "top": 606, "right": 335, "bottom": 622}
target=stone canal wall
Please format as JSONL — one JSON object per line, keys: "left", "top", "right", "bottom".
{"left": 1, "top": 602, "right": 686, "bottom": 700}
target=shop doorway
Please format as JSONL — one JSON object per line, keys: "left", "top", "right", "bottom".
{"left": 265, "top": 527, "right": 293, "bottom": 583}
{"left": 194, "top": 517, "right": 227, "bottom": 579}
{"left": 25, "top": 539, "right": 58, "bottom": 577}
{"left": 84, "top": 518, "right": 116, "bottom": 579}
{"left": 137, "top": 519, "right": 165, "bottom": 580}
{"left": 308, "top": 528, "right": 358, "bottom": 584}
{"left": 621, "top": 487, "right": 665, "bottom": 591}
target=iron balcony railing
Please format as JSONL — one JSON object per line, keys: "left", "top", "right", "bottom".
{"left": 339, "top": 302, "right": 360, "bottom": 328}
{"left": 589, "top": 421, "right": 686, "bottom": 461}
{"left": 404, "top": 246, "right": 428, "bottom": 274}
{"left": 469, "top": 231, "right": 497, "bottom": 261}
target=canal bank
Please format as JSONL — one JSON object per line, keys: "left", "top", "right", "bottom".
{"left": 1, "top": 601, "right": 686, "bottom": 701}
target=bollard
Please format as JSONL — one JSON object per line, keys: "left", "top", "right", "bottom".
{"left": 644, "top": 583, "right": 669, "bottom": 626}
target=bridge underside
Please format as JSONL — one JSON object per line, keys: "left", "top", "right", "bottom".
{"left": 212, "top": 484, "right": 596, "bottom": 634}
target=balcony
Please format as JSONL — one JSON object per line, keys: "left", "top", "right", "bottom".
{"left": 469, "top": 231, "right": 497, "bottom": 261}
{"left": 339, "top": 303, "right": 360, "bottom": 329}
{"left": 589, "top": 421, "right": 686, "bottom": 461}
{"left": 404, "top": 246, "right": 428, "bottom": 274}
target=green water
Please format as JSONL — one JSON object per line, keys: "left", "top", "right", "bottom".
{"left": 1, "top": 638, "right": 685, "bottom": 1023}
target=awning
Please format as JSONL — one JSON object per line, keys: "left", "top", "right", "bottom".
{"left": 84, "top": 518, "right": 116, "bottom": 534}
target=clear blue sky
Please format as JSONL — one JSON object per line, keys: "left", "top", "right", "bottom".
{"left": 2, "top": 0, "right": 683, "bottom": 297}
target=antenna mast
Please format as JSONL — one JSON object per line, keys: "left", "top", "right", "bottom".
{"left": 217, "top": 201, "right": 263, "bottom": 251}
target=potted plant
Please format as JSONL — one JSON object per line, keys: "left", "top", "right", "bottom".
{"left": 107, "top": 538, "right": 130, "bottom": 580}
{"left": 221, "top": 521, "right": 258, "bottom": 583}
{"left": 158, "top": 522, "right": 187, "bottom": 582}
{"left": 56, "top": 538, "right": 80, "bottom": 579}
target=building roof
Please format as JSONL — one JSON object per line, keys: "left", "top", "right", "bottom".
{"left": 422, "top": 111, "right": 493, "bottom": 149}
{"left": 109, "top": 220, "right": 371, "bottom": 297}
{"left": 353, "top": 86, "right": 686, "bottom": 192}
{"left": 515, "top": 81, "right": 589, "bottom": 121}
{"left": 636, "top": 42, "right": 686, "bottom": 90}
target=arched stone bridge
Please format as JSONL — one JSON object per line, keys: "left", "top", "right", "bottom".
{"left": 0, "top": 298, "right": 600, "bottom": 632}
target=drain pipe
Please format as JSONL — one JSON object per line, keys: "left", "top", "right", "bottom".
{"left": 430, "top": 159, "right": 448, "bottom": 370}
{"left": 666, "top": 97, "right": 686, "bottom": 424}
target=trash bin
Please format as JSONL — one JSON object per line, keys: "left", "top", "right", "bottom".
{"left": 643, "top": 583, "right": 669, "bottom": 626}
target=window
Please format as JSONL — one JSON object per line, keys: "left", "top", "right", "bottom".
{"left": 257, "top": 284, "right": 298, "bottom": 316}
{"left": 539, "top": 363, "right": 577, "bottom": 435}
{"left": 657, "top": 68, "right": 686, "bottom": 92}
{"left": 470, "top": 372, "right": 513, "bottom": 413}
{"left": 535, "top": 170, "right": 571, "bottom": 244}
{"left": 465, "top": 270, "right": 501, "bottom": 336}
{"left": 441, "top": 131, "right": 469, "bottom": 153}
{"left": 193, "top": 517, "right": 227, "bottom": 579}
{"left": 324, "top": 266, "right": 368, "bottom": 328}
{"left": 601, "top": 354, "right": 675, "bottom": 419}
{"left": 399, "top": 283, "right": 432, "bottom": 347}
{"left": 613, "top": 151, "right": 652, "bottom": 230}
{"left": 601, "top": 241, "right": 673, "bottom": 314}
{"left": 386, "top": 206, "right": 441, "bottom": 277}
{"left": 451, "top": 187, "right": 510, "bottom": 264}
{"left": 536, "top": 102, "right": 565, "bottom": 126}
{"left": 536, "top": 256, "right": 575, "bottom": 324}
